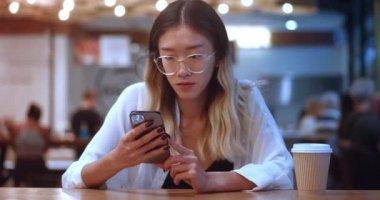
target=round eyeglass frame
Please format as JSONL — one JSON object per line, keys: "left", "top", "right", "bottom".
{"left": 153, "top": 51, "right": 216, "bottom": 76}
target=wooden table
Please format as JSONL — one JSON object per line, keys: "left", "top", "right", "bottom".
{"left": 0, "top": 188, "right": 378, "bottom": 200}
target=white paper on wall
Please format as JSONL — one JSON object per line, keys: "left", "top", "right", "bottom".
{"left": 99, "top": 35, "right": 132, "bottom": 67}
{"left": 0, "top": 35, "right": 50, "bottom": 125}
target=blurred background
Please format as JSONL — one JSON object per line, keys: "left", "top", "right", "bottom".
{"left": 0, "top": 0, "right": 379, "bottom": 189}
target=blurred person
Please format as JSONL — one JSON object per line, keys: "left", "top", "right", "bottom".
{"left": 14, "top": 103, "right": 50, "bottom": 146}
{"left": 13, "top": 103, "right": 50, "bottom": 186}
{"left": 70, "top": 88, "right": 103, "bottom": 158}
{"left": 340, "top": 78, "right": 380, "bottom": 189}
{"left": 337, "top": 93, "right": 354, "bottom": 139}
{"left": 0, "top": 117, "right": 19, "bottom": 185}
{"left": 0, "top": 118, "right": 11, "bottom": 183}
{"left": 341, "top": 78, "right": 380, "bottom": 151}
{"left": 298, "top": 97, "right": 321, "bottom": 135}
{"left": 62, "top": 0, "right": 293, "bottom": 193}
{"left": 327, "top": 93, "right": 354, "bottom": 189}
{"left": 0, "top": 118, "right": 10, "bottom": 141}
{"left": 373, "top": 93, "right": 380, "bottom": 117}
{"left": 0, "top": 117, "right": 11, "bottom": 145}
{"left": 316, "top": 91, "right": 340, "bottom": 134}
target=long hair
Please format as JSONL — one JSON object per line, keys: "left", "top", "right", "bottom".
{"left": 145, "top": 0, "right": 252, "bottom": 161}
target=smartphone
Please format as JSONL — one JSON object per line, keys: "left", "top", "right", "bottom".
{"left": 129, "top": 111, "right": 170, "bottom": 163}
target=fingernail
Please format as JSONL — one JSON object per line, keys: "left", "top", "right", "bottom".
{"left": 157, "top": 127, "right": 164, "bottom": 134}
{"left": 145, "top": 120, "right": 154, "bottom": 127}
{"left": 161, "top": 134, "right": 167, "bottom": 140}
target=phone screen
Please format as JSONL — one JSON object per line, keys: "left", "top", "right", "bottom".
{"left": 129, "top": 111, "right": 170, "bottom": 163}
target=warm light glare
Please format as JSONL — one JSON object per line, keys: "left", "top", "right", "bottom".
{"left": 155, "top": 0, "right": 168, "bottom": 12}
{"left": 9, "top": 2, "right": 20, "bottom": 14}
{"left": 285, "top": 20, "right": 298, "bottom": 30}
{"left": 104, "top": 0, "right": 116, "bottom": 7}
{"left": 241, "top": 0, "right": 253, "bottom": 7}
{"left": 226, "top": 26, "right": 271, "bottom": 48}
{"left": 282, "top": 3, "right": 293, "bottom": 14}
{"left": 58, "top": 9, "right": 70, "bottom": 21}
{"left": 218, "top": 3, "right": 229, "bottom": 14}
{"left": 26, "top": 0, "right": 37, "bottom": 5}
{"left": 114, "top": 5, "right": 126, "bottom": 17}
{"left": 63, "top": 0, "right": 75, "bottom": 12}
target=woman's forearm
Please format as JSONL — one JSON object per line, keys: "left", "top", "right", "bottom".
{"left": 206, "top": 171, "right": 256, "bottom": 192}
{"left": 81, "top": 150, "right": 124, "bottom": 188}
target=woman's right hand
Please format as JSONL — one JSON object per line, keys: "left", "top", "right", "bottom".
{"left": 81, "top": 121, "right": 169, "bottom": 188}
{"left": 110, "top": 121, "right": 169, "bottom": 170}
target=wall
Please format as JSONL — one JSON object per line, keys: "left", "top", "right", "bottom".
{"left": 0, "top": 34, "right": 50, "bottom": 126}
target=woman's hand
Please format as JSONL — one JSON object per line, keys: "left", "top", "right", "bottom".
{"left": 163, "top": 138, "right": 211, "bottom": 193}
{"left": 82, "top": 121, "right": 169, "bottom": 188}
{"left": 111, "top": 121, "right": 169, "bottom": 170}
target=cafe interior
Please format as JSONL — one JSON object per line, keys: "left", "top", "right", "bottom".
{"left": 0, "top": 0, "right": 379, "bottom": 196}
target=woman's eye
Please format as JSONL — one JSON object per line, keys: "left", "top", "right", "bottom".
{"left": 163, "top": 56, "right": 175, "bottom": 61}
{"left": 188, "top": 54, "right": 203, "bottom": 59}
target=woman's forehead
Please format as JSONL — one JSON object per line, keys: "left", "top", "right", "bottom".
{"left": 158, "top": 25, "right": 212, "bottom": 51}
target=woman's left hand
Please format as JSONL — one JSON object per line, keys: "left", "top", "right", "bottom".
{"left": 163, "top": 138, "right": 210, "bottom": 193}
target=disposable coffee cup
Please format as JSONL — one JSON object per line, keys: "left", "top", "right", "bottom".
{"left": 291, "top": 143, "right": 332, "bottom": 190}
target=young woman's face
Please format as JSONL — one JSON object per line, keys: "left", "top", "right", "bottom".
{"left": 157, "top": 25, "right": 216, "bottom": 101}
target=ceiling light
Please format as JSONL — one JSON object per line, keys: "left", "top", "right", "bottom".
{"left": 226, "top": 26, "right": 271, "bottom": 48}
{"left": 114, "top": 5, "right": 126, "bottom": 17}
{"left": 104, "top": 0, "right": 117, "bottom": 7}
{"left": 285, "top": 20, "right": 298, "bottom": 30}
{"left": 58, "top": 9, "right": 70, "bottom": 21}
{"left": 156, "top": 0, "right": 168, "bottom": 12}
{"left": 218, "top": 3, "right": 229, "bottom": 15}
{"left": 26, "top": 0, "right": 37, "bottom": 5}
{"left": 241, "top": 0, "right": 254, "bottom": 7}
{"left": 9, "top": 2, "right": 20, "bottom": 14}
{"left": 282, "top": 3, "right": 293, "bottom": 14}
{"left": 63, "top": 0, "right": 75, "bottom": 12}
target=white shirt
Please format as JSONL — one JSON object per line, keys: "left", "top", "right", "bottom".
{"left": 62, "top": 81, "right": 294, "bottom": 191}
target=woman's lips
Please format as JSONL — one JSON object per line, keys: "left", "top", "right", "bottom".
{"left": 176, "top": 82, "right": 195, "bottom": 90}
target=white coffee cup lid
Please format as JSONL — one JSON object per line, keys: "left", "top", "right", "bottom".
{"left": 291, "top": 143, "right": 332, "bottom": 153}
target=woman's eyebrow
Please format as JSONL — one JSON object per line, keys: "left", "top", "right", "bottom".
{"left": 159, "top": 44, "right": 205, "bottom": 52}
{"left": 159, "top": 47, "right": 175, "bottom": 52}
{"left": 185, "top": 44, "right": 204, "bottom": 50}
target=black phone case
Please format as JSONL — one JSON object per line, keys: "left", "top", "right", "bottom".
{"left": 129, "top": 111, "right": 170, "bottom": 163}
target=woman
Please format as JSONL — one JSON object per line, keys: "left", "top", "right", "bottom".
{"left": 62, "top": 0, "right": 293, "bottom": 192}
{"left": 12, "top": 103, "right": 50, "bottom": 186}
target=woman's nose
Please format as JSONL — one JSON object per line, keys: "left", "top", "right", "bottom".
{"left": 176, "top": 61, "right": 191, "bottom": 77}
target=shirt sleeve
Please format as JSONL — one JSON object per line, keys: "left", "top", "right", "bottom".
{"left": 233, "top": 84, "right": 294, "bottom": 190}
{"left": 61, "top": 83, "right": 143, "bottom": 188}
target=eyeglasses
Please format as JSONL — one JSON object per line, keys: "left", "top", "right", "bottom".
{"left": 153, "top": 52, "right": 216, "bottom": 76}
